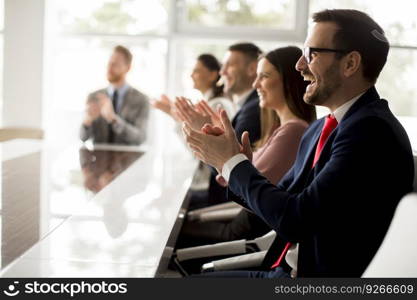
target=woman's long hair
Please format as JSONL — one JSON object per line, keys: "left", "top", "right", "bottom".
{"left": 197, "top": 54, "right": 224, "bottom": 99}
{"left": 255, "top": 46, "right": 317, "bottom": 149}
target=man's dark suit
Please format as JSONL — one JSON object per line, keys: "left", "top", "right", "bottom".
{"left": 228, "top": 87, "right": 414, "bottom": 277}
{"left": 231, "top": 90, "right": 261, "bottom": 144}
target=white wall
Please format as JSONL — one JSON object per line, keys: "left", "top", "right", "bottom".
{"left": 2, "top": 0, "right": 44, "bottom": 128}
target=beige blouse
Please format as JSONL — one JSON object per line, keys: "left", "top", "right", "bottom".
{"left": 252, "top": 119, "right": 309, "bottom": 185}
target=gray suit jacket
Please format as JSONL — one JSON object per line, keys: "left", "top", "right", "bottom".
{"left": 80, "top": 87, "right": 149, "bottom": 145}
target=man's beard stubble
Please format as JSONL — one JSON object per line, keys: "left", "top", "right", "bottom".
{"left": 107, "top": 72, "right": 123, "bottom": 83}
{"left": 303, "top": 63, "right": 342, "bottom": 106}
{"left": 228, "top": 73, "right": 254, "bottom": 95}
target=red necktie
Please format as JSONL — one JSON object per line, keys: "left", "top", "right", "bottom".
{"left": 312, "top": 114, "right": 338, "bottom": 167}
{"left": 271, "top": 114, "right": 338, "bottom": 269}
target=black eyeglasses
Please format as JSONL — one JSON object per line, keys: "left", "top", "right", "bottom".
{"left": 303, "top": 47, "right": 350, "bottom": 64}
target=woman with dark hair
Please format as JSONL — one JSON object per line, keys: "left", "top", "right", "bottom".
{"left": 192, "top": 54, "right": 224, "bottom": 99}
{"left": 177, "top": 46, "right": 316, "bottom": 248}
{"left": 249, "top": 46, "right": 316, "bottom": 182}
{"left": 152, "top": 53, "right": 235, "bottom": 120}
{"left": 152, "top": 54, "right": 235, "bottom": 193}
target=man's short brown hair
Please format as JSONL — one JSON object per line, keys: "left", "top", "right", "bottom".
{"left": 313, "top": 9, "right": 389, "bottom": 83}
{"left": 113, "top": 45, "right": 133, "bottom": 65}
{"left": 228, "top": 42, "right": 263, "bottom": 63}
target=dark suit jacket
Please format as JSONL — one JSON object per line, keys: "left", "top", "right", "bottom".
{"left": 80, "top": 87, "right": 149, "bottom": 145}
{"left": 206, "top": 90, "right": 261, "bottom": 206}
{"left": 231, "top": 90, "right": 261, "bottom": 144}
{"left": 228, "top": 87, "right": 414, "bottom": 277}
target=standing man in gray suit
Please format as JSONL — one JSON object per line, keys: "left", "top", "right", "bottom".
{"left": 80, "top": 45, "right": 149, "bottom": 145}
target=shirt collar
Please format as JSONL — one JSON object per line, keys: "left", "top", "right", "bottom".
{"left": 107, "top": 83, "right": 129, "bottom": 97}
{"left": 203, "top": 88, "right": 214, "bottom": 101}
{"left": 332, "top": 92, "right": 365, "bottom": 123}
{"left": 233, "top": 89, "right": 254, "bottom": 109}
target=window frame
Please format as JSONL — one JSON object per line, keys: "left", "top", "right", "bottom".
{"left": 175, "top": 0, "right": 309, "bottom": 42}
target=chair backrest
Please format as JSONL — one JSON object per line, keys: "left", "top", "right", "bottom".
{"left": 0, "top": 127, "right": 43, "bottom": 142}
{"left": 362, "top": 193, "right": 417, "bottom": 277}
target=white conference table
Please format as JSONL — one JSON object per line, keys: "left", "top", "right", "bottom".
{"left": 0, "top": 136, "right": 198, "bottom": 277}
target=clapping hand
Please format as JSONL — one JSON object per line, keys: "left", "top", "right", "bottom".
{"left": 195, "top": 100, "right": 224, "bottom": 129}
{"left": 98, "top": 93, "right": 116, "bottom": 123}
{"left": 151, "top": 94, "right": 182, "bottom": 121}
{"left": 84, "top": 103, "right": 101, "bottom": 126}
{"left": 175, "top": 97, "right": 212, "bottom": 131}
{"left": 182, "top": 109, "right": 253, "bottom": 172}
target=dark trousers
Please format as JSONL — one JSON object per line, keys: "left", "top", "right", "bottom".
{"left": 187, "top": 174, "right": 228, "bottom": 210}
{"left": 176, "top": 209, "right": 271, "bottom": 248}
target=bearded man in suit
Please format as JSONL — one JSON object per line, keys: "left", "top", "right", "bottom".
{"left": 80, "top": 45, "right": 149, "bottom": 145}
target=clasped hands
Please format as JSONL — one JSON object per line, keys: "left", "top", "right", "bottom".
{"left": 181, "top": 103, "right": 253, "bottom": 177}
{"left": 154, "top": 95, "right": 253, "bottom": 179}
{"left": 84, "top": 93, "right": 116, "bottom": 125}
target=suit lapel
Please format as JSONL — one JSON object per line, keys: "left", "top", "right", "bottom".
{"left": 119, "top": 87, "right": 132, "bottom": 117}
{"left": 231, "top": 90, "right": 257, "bottom": 126}
{"left": 287, "top": 120, "right": 323, "bottom": 190}
{"left": 301, "top": 123, "right": 323, "bottom": 171}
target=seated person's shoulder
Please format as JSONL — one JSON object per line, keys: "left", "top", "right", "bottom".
{"left": 277, "top": 120, "right": 310, "bottom": 137}
{"left": 241, "top": 97, "right": 260, "bottom": 115}
{"left": 128, "top": 87, "right": 150, "bottom": 104}
{"left": 339, "top": 114, "right": 408, "bottom": 148}
{"left": 88, "top": 88, "right": 107, "bottom": 101}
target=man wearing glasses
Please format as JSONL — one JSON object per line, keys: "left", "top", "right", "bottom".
{"left": 183, "top": 9, "right": 414, "bottom": 277}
